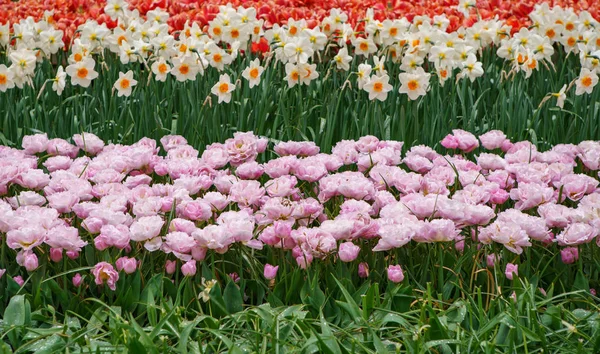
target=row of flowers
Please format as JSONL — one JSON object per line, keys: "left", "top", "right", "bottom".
{"left": 0, "top": 128, "right": 599, "bottom": 290}
{"left": 1, "top": 4, "right": 598, "bottom": 107}
{"left": 2, "top": 0, "right": 597, "bottom": 45}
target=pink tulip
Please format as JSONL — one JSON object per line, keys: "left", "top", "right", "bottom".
{"left": 165, "top": 260, "right": 177, "bottom": 274}
{"left": 387, "top": 265, "right": 405, "bottom": 283}
{"left": 50, "top": 248, "right": 63, "bottom": 263}
{"left": 560, "top": 247, "right": 579, "bottom": 264}
{"left": 358, "top": 262, "right": 369, "bottom": 278}
{"left": 181, "top": 260, "right": 197, "bottom": 276}
{"left": 264, "top": 264, "right": 279, "bottom": 280}
{"left": 505, "top": 263, "right": 518, "bottom": 280}
{"left": 338, "top": 242, "right": 360, "bottom": 262}
{"left": 486, "top": 254, "right": 498, "bottom": 268}
{"left": 13, "top": 276, "right": 25, "bottom": 287}
{"left": 72, "top": 273, "right": 83, "bottom": 287}
{"left": 116, "top": 257, "right": 137, "bottom": 274}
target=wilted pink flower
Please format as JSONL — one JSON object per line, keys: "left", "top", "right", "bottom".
{"left": 338, "top": 242, "right": 360, "bottom": 262}
{"left": 229, "top": 272, "right": 240, "bottom": 283}
{"left": 72, "top": 273, "right": 83, "bottom": 287}
{"left": 116, "top": 257, "right": 137, "bottom": 274}
{"left": 92, "top": 262, "right": 119, "bottom": 291}
{"left": 505, "top": 263, "right": 518, "bottom": 280}
{"left": 0, "top": 269, "right": 5, "bottom": 279}
{"left": 560, "top": 247, "right": 579, "bottom": 264}
{"left": 387, "top": 265, "right": 405, "bottom": 283}
{"left": 358, "top": 262, "right": 369, "bottom": 278}
{"left": 264, "top": 264, "right": 279, "bottom": 279}
{"left": 181, "top": 260, "right": 197, "bottom": 276}
{"left": 591, "top": 289, "right": 597, "bottom": 296}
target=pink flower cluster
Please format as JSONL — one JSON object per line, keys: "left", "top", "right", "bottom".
{"left": 1, "top": 129, "right": 599, "bottom": 289}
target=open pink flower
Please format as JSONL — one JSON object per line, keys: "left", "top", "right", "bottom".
{"left": 92, "top": 262, "right": 119, "bottom": 291}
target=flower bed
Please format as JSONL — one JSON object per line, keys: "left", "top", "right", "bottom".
{"left": 1, "top": 129, "right": 599, "bottom": 289}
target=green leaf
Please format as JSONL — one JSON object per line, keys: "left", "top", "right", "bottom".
{"left": 332, "top": 276, "right": 362, "bottom": 323}
{"left": 3, "top": 295, "right": 29, "bottom": 327}
{"left": 223, "top": 281, "right": 243, "bottom": 314}
{"left": 573, "top": 270, "right": 589, "bottom": 292}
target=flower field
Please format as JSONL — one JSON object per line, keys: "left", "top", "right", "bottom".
{"left": 1, "top": 0, "right": 600, "bottom": 352}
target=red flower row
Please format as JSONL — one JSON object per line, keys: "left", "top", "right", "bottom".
{"left": 1, "top": 0, "right": 599, "bottom": 43}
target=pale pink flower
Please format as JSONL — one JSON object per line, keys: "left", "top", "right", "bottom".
{"left": 263, "top": 264, "right": 279, "bottom": 280}
{"left": 505, "top": 263, "right": 518, "bottom": 280}
{"left": 387, "top": 265, "right": 405, "bottom": 283}
{"left": 116, "top": 257, "right": 137, "bottom": 274}
{"left": 338, "top": 241, "right": 360, "bottom": 262}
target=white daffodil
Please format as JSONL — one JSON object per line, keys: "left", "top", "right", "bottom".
{"left": 52, "top": 66, "right": 67, "bottom": 95}
{"left": 65, "top": 57, "right": 98, "bottom": 88}
{"left": 398, "top": 67, "right": 431, "bottom": 100}
{"left": 575, "top": 68, "right": 599, "bottom": 95}
{"left": 113, "top": 70, "right": 138, "bottom": 97}
{"left": 363, "top": 74, "right": 393, "bottom": 101}
{"left": 151, "top": 58, "right": 171, "bottom": 82}
{"left": 211, "top": 73, "right": 236, "bottom": 103}
{"left": 333, "top": 47, "right": 352, "bottom": 71}
{"left": 241, "top": 58, "right": 264, "bottom": 88}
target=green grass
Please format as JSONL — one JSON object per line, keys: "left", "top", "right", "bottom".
{"left": 2, "top": 234, "right": 600, "bottom": 352}
{"left": 2, "top": 277, "right": 599, "bottom": 353}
